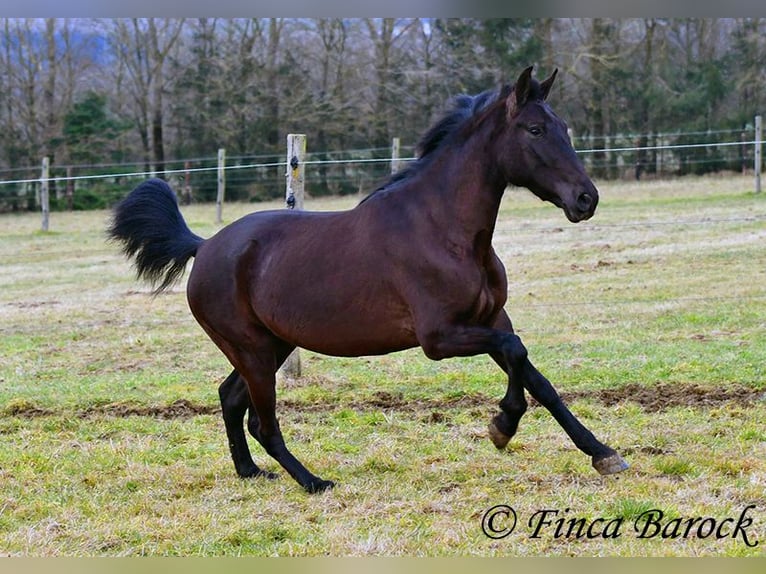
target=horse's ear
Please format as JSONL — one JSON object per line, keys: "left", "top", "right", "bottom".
{"left": 540, "top": 68, "right": 558, "bottom": 101}
{"left": 506, "top": 65, "right": 534, "bottom": 117}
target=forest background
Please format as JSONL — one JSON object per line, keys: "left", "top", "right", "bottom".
{"left": 0, "top": 18, "right": 763, "bottom": 209}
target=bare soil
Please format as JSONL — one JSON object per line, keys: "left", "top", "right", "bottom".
{"left": 8, "top": 381, "right": 764, "bottom": 419}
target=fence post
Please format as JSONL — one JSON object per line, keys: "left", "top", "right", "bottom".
{"left": 656, "top": 135, "right": 663, "bottom": 177}
{"left": 216, "top": 148, "right": 226, "bottom": 223}
{"left": 40, "top": 157, "right": 50, "bottom": 232}
{"left": 285, "top": 134, "right": 305, "bottom": 210}
{"left": 391, "top": 137, "right": 401, "bottom": 174}
{"left": 280, "top": 133, "right": 306, "bottom": 379}
{"left": 755, "top": 115, "right": 762, "bottom": 194}
{"left": 66, "top": 166, "right": 74, "bottom": 210}
{"left": 183, "top": 161, "right": 192, "bottom": 205}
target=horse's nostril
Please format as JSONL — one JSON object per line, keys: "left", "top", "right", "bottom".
{"left": 577, "top": 192, "right": 593, "bottom": 212}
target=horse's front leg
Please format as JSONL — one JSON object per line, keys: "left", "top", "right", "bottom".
{"left": 418, "top": 320, "right": 532, "bottom": 449}
{"left": 486, "top": 311, "right": 527, "bottom": 449}
{"left": 418, "top": 319, "right": 628, "bottom": 475}
{"left": 500, "top": 331, "right": 629, "bottom": 475}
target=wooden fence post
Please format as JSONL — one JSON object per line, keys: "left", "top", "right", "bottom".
{"left": 285, "top": 134, "right": 305, "bottom": 210}
{"left": 216, "top": 148, "right": 225, "bottom": 223}
{"left": 280, "top": 134, "right": 306, "bottom": 379}
{"left": 66, "top": 166, "right": 74, "bottom": 210}
{"left": 183, "top": 161, "right": 192, "bottom": 204}
{"left": 391, "top": 137, "right": 401, "bottom": 174}
{"left": 755, "top": 115, "right": 762, "bottom": 194}
{"left": 40, "top": 157, "right": 50, "bottom": 232}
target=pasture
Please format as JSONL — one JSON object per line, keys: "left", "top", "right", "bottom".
{"left": 0, "top": 175, "right": 764, "bottom": 556}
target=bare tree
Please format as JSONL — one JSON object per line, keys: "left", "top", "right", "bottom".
{"left": 107, "top": 18, "right": 185, "bottom": 175}
{"left": 363, "top": 18, "right": 417, "bottom": 148}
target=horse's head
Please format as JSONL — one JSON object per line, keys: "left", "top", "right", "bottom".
{"left": 499, "top": 66, "right": 598, "bottom": 223}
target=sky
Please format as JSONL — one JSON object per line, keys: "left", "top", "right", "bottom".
{"left": 4, "top": 1, "right": 766, "bottom": 19}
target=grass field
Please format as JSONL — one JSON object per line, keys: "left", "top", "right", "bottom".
{"left": 0, "top": 175, "right": 765, "bottom": 556}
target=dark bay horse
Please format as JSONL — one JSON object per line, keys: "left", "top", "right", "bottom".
{"left": 109, "top": 67, "right": 628, "bottom": 493}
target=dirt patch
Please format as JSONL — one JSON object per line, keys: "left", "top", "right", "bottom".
{"left": 2, "top": 399, "right": 55, "bottom": 417}
{"left": 282, "top": 381, "right": 765, "bottom": 417}
{"left": 571, "top": 382, "right": 766, "bottom": 412}
{"left": 79, "top": 399, "right": 219, "bottom": 420}
{"left": 5, "top": 300, "right": 61, "bottom": 309}
{"left": 280, "top": 391, "right": 492, "bottom": 416}
{"left": 5, "top": 382, "right": 764, "bottom": 421}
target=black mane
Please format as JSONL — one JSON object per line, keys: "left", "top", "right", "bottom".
{"left": 360, "top": 88, "right": 503, "bottom": 202}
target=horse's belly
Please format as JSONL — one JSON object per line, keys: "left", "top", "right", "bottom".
{"left": 253, "top": 280, "right": 418, "bottom": 357}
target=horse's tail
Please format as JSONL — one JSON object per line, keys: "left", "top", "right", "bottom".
{"left": 108, "top": 178, "right": 204, "bottom": 293}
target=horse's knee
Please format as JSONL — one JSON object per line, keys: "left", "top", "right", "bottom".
{"left": 504, "top": 333, "right": 528, "bottom": 363}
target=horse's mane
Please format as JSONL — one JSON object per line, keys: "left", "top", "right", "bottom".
{"left": 360, "top": 87, "right": 509, "bottom": 202}
{"left": 359, "top": 75, "right": 550, "bottom": 203}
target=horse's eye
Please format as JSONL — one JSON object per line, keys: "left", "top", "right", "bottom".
{"left": 527, "top": 125, "right": 544, "bottom": 137}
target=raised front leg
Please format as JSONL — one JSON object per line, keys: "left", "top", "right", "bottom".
{"left": 418, "top": 319, "right": 627, "bottom": 475}
{"left": 486, "top": 311, "right": 527, "bottom": 449}
{"left": 492, "top": 315, "right": 628, "bottom": 475}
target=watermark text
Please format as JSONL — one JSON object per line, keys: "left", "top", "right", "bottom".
{"left": 481, "top": 504, "right": 760, "bottom": 547}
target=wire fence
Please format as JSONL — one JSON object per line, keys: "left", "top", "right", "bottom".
{"left": 2, "top": 131, "right": 763, "bottom": 333}
{"left": 0, "top": 123, "right": 762, "bottom": 214}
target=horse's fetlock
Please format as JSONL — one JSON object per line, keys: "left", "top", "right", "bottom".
{"left": 500, "top": 396, "right": 527, "bottom": 417}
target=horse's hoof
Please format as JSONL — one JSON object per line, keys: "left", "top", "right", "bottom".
{"left": 592, "top": 453, "right": 629, "bottom": 475}
{"left": 488, "top": 421, "right": 511, "bottom": 450}
{"left": 305, "top": 479, "right": 335, "bottom": 494}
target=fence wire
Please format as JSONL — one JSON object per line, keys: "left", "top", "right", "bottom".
{"left": 0, "top": 126, "right": 761, "bottom": 211}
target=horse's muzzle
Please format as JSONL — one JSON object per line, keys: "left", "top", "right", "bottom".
{"left": 565, "top": 191, "right": 598, "bottom": 222}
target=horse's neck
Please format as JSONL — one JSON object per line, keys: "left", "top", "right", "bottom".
{"left": 421, "top": 129, "right": 506, "bottom": 241}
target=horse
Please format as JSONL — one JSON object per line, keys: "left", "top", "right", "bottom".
{"left": 108, "top": 66, "right": 628, "bottom": 494}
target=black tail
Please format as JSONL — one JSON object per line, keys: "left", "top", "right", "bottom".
{"left": 108, "top": 178, "right": 204, "bottom": 293}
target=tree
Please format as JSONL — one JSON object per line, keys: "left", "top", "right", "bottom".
{"left": 2, "top": 17, "right": 764, "bottom": 211}
{"left": 107, "top": 18, "right": 185, "bottom": 175}
{"left": 63, "top": 91, "right": 128, "bottom": 164}
{"left": 578, "top": 19, "right": 622, "bottom": 179}
{"left": 363, "top": 18, "right": 417, "bottom": 148}
{"left": 731, "top": 18, "right": 765, "bottom": 123}
{"left": 307, "top": 18, "right": 354, "bottom": 195}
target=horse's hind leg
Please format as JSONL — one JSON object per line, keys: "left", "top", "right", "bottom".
{"left": 219, "top": 334, "right": 334, "bottom": 494}
{"left": 218, "top": 369, "right": 277, "bottom": 479}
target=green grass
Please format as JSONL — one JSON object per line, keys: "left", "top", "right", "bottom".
{"left": 1, "top": 175, "right": 765, "bottom": 556}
